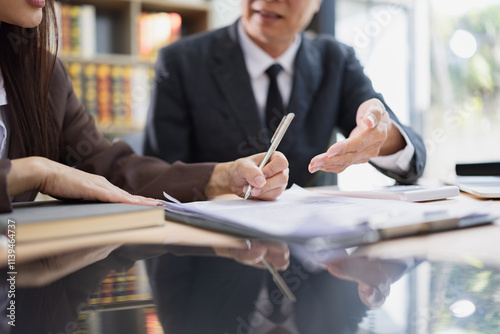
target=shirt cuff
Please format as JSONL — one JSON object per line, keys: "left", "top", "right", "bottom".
{"left": 370, "top": 121, "right": 415, "bottom": 174}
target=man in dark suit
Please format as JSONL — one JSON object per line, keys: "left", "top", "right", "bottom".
{"left": 143, "top": 0, "right": 426, "bottom": 333}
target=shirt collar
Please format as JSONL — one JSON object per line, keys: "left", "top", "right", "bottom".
{"left": 0, "top": 69, "right": 7, "bottom": 106}
{"left": 237, "top": 20, "right": 301, "bottom": 79}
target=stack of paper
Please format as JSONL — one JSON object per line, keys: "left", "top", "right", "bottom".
{"left": 161, "top": 185, "right": 495, "bottom": 249}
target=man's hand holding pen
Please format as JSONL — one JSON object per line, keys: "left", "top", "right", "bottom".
{"left": 205, "top": 151, "right": 289, "bottom": 201}
{"left": 205, "top": 114, "right": 293, "bottom": 201}
{"left": 244, "top": 113, "right": 295, "bottom": 200}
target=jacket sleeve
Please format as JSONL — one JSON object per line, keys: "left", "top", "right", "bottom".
{"left": 143, "top": 46, "right": 194, "bottom": 164}
{"left": 335, "top": 44, "right": 426, "bottom": 184}
{"left": 0, "top": 159, "right": 12, "bottom": 213}
{"left": 52, "top": 59, "right": 216, "bottom": 202}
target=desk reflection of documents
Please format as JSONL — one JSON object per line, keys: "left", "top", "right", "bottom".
{"left": 349, "top": 191, "right": 500, "bottom": 267}
{"left": 217, "top": 188, "right": 500, "bottom": 266}
{"left": 4, "top": 188, "right": 500, "bottom": 268}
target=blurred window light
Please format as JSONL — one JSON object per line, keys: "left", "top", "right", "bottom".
{"left": 450, "top": 299, "right": 476, "bottom": 318}
{"left": 449, "top": 30, "right": 477, "bottom": 59}
{"left": 436, "top": 330, "right": 468, "bottom": 334}
{"left": 432, "top": 0, "right": 500, "bottom": 16}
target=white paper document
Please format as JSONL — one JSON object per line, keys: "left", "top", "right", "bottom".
{"left": 316, "top": 185, "right": 460, "bottom": 202}
{"left": 160, "top": 185, "right": 494, "bottom": 247}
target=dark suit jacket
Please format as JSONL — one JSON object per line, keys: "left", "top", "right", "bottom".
{"left": 144, "top": 21, "right": 426, "bottom": 334}
{"left": 144, "top": 21, "right": 426, "bottom": 187}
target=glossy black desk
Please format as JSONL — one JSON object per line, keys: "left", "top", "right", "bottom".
{"left": 1, "top": 194, "right": 499, "bottom": 334}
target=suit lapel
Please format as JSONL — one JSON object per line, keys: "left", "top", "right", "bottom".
{"left": 279, "top": 36, "right": 323, "bottom": 154}
{"left": 211, "top": 22, "right": 263, "bottom": 147}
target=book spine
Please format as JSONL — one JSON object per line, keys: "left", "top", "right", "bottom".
{"left": 84, "top": 63, "right": 98, "bottom": 118}
{"left": 69, "top": 5, "right": 81, "bottom": 57}
{"left": 169, "top": 13, "right": 182, "bottom": 44}
{"left": 131, "top": 65, "right": 151, "bottom": 128}
{"left": 67, "top": 62, "right": 84, "bottom": 101}
{"left": 134, "top": 260, "right": 152, "bottom": 300}
{"left": 123, "top": 66, "right": 133, "bottom": 127}
{"left": 111, "top": 66, "right": 126, "bottom": 126}
{"left": 60, "top": 3, "right": 72, "bottom": 56}
{"left": 144, "top": 307, "right": 163, "bottom": 334}
{"left": 99, "top": 271, "right": 115, "bottom": 304}
{"left": 139, "top": 13, "right": 153, "bottom": 59}
{"left": 79, "top": 5, "right": 96, "bottom": 59}
{"left": 151, "top": 13, "right": 171, "bottom": 61}
{"left": 77, "top": 312, "right": 102, "bottom": 334}
{"left": 97, "top": 64, "right": 113, "bottom": 126}
{"left": 54, "top": 1, "right": 63, "bottom": 56}
{"left": 139, "top": 12, "right": 182, "bottom": 60}
{"left": 113, "top": 270, "right": 128, "bottom": 302}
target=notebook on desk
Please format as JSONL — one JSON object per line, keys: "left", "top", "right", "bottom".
{"left": 316, "top": 185, "right": 460, "bottom": 202}
{"left": 0, "top": 200, "right": 165, "bottom": 243}
{"left": 454, "top": 176, "right": 500, "bottom": 199}
{"left": 454, "top": 162, "right": 500, "bottom": 198}
{"left": 160, "top": 185, "right": 496, "bottom": 250}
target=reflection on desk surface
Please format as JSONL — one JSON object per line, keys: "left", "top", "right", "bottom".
{"left": 1, "top": 243, "right": 500, "bottom": 334}
{"left": 359, "top": 260, "right": 500, "bottom": 334}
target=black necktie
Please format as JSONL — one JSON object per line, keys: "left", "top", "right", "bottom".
{"left": 265, "top": 64, "right": 284, "bottom": 141}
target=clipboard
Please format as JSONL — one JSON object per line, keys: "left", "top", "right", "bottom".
{"left": 160, "top": 186, "right": 497, "bottom": 250}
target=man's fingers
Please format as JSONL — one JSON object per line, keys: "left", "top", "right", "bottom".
{"left": 310, "top": 146, "right": 381, "bottom": 174}
{"left": 260, "top": 152, "right": 289, "bottom": 178}
{"left": 244, "top": 152, "right": 289, "bottom": 199}
{"left": 361, "top": 103, "right": 385, "bottom": 127}
{"left": 241, "top": 152, "right": 288, "bottom": 189}
{"left": 364, "top": 112, "right": 378, "bottom": 128}
{"left": 264, "top": 249, "right": 290, "bottom": 271}
{"left": 357, "top": 98, "right": 386, "bottom": 126}
{"left": 326, "top": 137, "right": 366, "bottom": 158}
{"left": 358, "top": 283, "right": 388, "bottom": 308}
{"left": 250, "top": 169, "right": 289, "bottom": 199}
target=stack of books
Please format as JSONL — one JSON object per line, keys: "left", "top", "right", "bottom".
{"left": 67, "top": 62, "right": 154, "bottom": 128}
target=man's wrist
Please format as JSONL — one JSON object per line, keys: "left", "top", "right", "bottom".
{"left": 379, "top": 123, "right": 406, "bottom": 156}
{"left": 205, "top": 162, "right": 230, "bottom": 198}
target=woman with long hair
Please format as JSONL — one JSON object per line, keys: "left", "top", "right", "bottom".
{"left": 0, "top": 0, "right": 289, "bottom": 212}
{"left": 0, "top": 1, "right": 289, "bottom": 331}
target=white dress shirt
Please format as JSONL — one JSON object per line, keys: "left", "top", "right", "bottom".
{"left": 238, "top": 21, "right": 301, "bottom": 121}
{"left": 0, "top": 69, "right": 9, "bottom": 160}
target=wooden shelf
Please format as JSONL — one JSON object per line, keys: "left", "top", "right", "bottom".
{"left": 97, "top": 124, "right": 145, "bottom": 137}
{"left": 61, "top": 0, "right": 211, "bottom": 59}
{"left": 81, "top": 299, "right": 156, "bottom": 314}
{"left": 61, "top": 54, "right": 155, "bottom": 66}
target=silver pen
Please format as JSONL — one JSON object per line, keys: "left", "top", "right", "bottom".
{"left": 245, "top": 240, "right": 297, "bottom": 302}
{"left": 243, "top": 113, "right": 295, "bottom": 201}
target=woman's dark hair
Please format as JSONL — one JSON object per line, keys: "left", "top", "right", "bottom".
{"left": 0, "top": 0, "right": 60, "bottom": 159}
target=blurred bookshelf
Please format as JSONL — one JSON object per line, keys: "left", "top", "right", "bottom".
{"left": 55, "top": 1, "right": 212, "bottom": 333}
{"left": 77, "top": 260, "right": 164, "bottom": 334}
{"left": 56, "top": 0, "right": 212, "bottom": 138}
